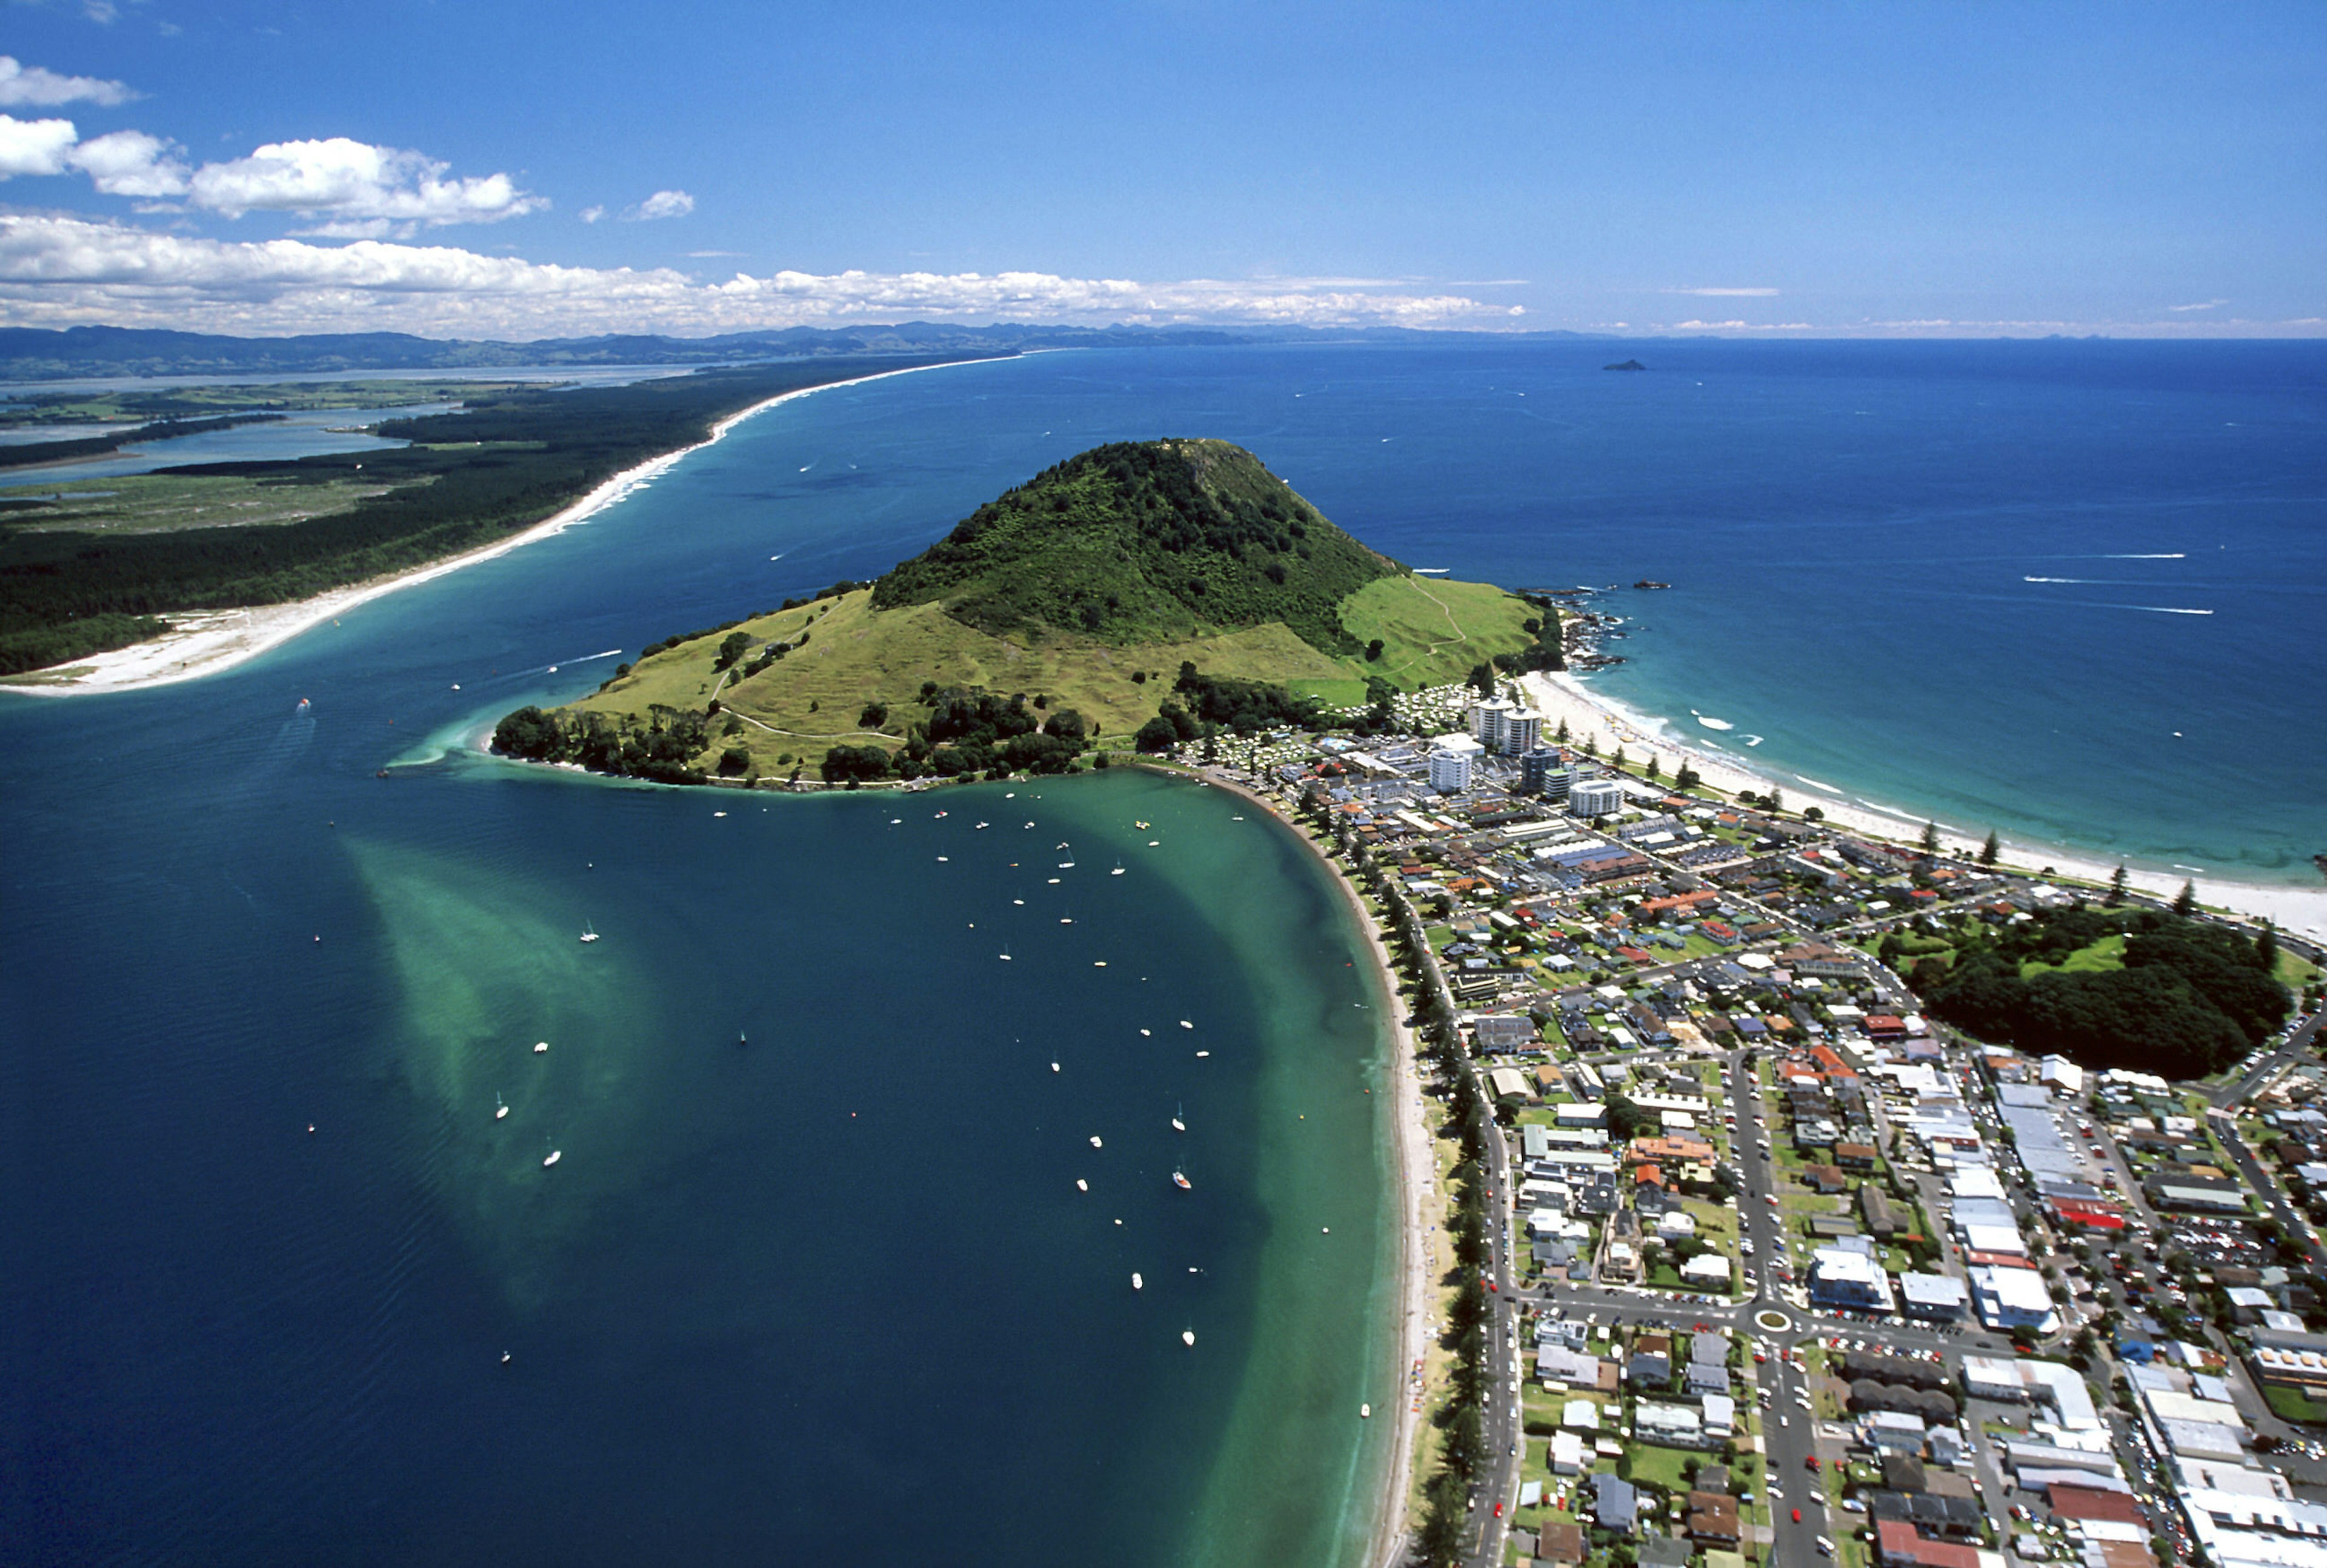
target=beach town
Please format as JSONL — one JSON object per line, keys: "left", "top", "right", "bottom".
{"left": 1171, "top": 676, "right": 2327, "bottom": 1568}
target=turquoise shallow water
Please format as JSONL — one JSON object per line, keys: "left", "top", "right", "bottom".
{"left": 4, "top": 337, "right": 2319, "bottom": 1561}
{"left": 0, "top": 354, "right": 1403, "bottom": 1565}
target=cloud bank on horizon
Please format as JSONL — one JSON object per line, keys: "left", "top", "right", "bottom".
{"left": 0, "top": 4, "right": 2319, "bottom": 344}
{"left": 0, "top": 51, "right": 1508, "bottom": 334}
{"left": 0, "top": 211, "right": 1511, "bottom": 334}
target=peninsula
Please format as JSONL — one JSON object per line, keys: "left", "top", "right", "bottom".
{"left": 0, "top": 353, "right": 1004, "bottom": 679}
{"left": 491, "top": 439, "right": 1565, "bottom": 785}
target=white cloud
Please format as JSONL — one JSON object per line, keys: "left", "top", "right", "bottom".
{"left": 2168, "top": 299, "right": 2229, "bottom": 312}
{"left": 624, "top": 188, "right": 694, "bottom": 221}
{"left": 65, "top": 128, "right": 188, "bottom": 196}
{"left": 0, "top": 113, "right": 79, "bottom": 177}
{"left": 579, "top": 205, "right": 605, "bottom": 224}
{"left": 0, "top": 56, "right": 133, "bottom": 107}
{"left": 1671, "top": 286, "right": 1779, "bottom": 297}
{"left": 0, "top": 213, "right": 1516, "bottom": 336}
{"left": 185, "top": 138, "right": 545, "bottom": 230}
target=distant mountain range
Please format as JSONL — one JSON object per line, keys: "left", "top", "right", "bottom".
{"left": 0, "top": 322, "right": 1611, "bottom": 381}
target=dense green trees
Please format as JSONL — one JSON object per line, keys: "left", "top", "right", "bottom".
{"left": 872, "top": 438, "right": 1397, "bottom": 655}
{"left": 1170, "top": 662, "right": 1322, "bottom": 734}
{"left": 1915, "top": 905, "right": 2291, "bottom": 1078}
{"left": 819, "top": 744, "right": 893, "bottom": 783}
{"left": 490, "top": 703, "right": 710, "bottom": 785}
{"left": 899, "top": 686, "right": 1090, "bottom": 777}
{"left": 1, "top": 357, "right": 982, "bottom": 674}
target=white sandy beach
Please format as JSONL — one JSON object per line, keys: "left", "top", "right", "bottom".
{"left": 1517, "top": 670, "right": 2327, "bottom": 945}
{"left": 1, "top": 359, "right": 982, "bottom": 699}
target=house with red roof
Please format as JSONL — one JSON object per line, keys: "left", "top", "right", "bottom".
{"left": 1876, "top": 1520, "right": 1980, "bottom": 1568}
{"left": 2046, "top": 1484, "right": 2143, "bottom": 1528}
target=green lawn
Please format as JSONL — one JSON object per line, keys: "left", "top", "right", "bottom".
{"left": 2264, "top": 1385, "right": 2327, "bottom": 1424}
{"left": 1623, "top": 1442, "right": 1700, "bottom": 1492}
{"left": 2020, "top": 933, "right": 2126, "bottom": 978}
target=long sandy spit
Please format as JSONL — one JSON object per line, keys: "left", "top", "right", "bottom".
{"left": 2, "top": 359, "right": 982, "bottom": 699}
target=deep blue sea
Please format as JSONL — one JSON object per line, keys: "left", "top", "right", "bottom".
{"left": 2, "top": 339, "right": 2321, "bottom": 1565}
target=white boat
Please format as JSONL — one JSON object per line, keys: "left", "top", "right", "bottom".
{"left": 1182, "top": 1329, "right": 1196, "bottom": 1347}
{"left": 1131, "top": 1272, "right": 1143, "bottom": 1290}
{"left": 1076, "top": 1178, "right": 1088, "bottom": 1192}
{"left": 1090, "top": 1135, "right": 1103, "bottom": 1149}
{"left": 542, "top": 1150, "right": 561, "bottom": 1167}
{"left": 579, "top": 922, "right": 599, "bottom": 943}
{"left": 1360, "top": 1404, "right": 1371, "bottom": 1418}
{"left": 1171, "top": 1103, "right": 1185, "bottom": 1132}
{"left": 533, "top": 1041, "right": 549, "bottom": 1054}
{"left": 494, "top": 1095, "right": 508, "bottom": 1121}
{"left": 1172, "top": 1171, "right": 1191, "bottom": 1191}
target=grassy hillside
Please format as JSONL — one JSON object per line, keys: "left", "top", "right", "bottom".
{"left": 506, "top": 440, "right": 1556, "bottom": 784}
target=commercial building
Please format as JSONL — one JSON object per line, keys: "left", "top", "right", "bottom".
{"left": 1971, "top": 1265, "right": 2060, "bottom": 1335}
{"left": 1570, "top": 777, "right": 1626, "bottom": 817}
{"left": 1520, "top": 747, "right": 1568, "bottom": 799}
{"left": 1811, "top": 1241, "right": 1897, "bottom": 1313}
{"left": 1900, "top": 1272, "right": 1968, "bottom": 1321}
{"left": 1427, "top": 740, "right": 1477, "bottom": 794}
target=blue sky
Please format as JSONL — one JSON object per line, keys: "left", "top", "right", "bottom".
{"left": 1, "top": 0, "right": 2320, "bottom": 337}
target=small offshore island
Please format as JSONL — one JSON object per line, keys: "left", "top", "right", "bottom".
{"left": 491, "top": 439, "right": 1571, "bottom": 786}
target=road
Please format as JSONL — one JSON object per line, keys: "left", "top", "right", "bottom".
{"left": 2206, "top": 1004, "right": 2326, "bottom": 1110}
{"left": 1468, "top": 1038, "right": 1522, "bottom": 1568}
{"left": 1490, "top": 1046, "right": 2020, "bottom": 1566}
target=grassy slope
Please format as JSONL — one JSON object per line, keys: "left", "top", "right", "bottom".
{"left": 2019, "top": 933, "right": 2127, "bottom": 979}
{"left": 565, "top": 573, "right": 1543, "bottom": 777}
{"left": 1333, "top": 575, "right": 1539, "bottom": 693}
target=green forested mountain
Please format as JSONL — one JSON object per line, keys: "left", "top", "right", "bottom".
{"left": 501, "top": 439, "right": 1547, "bottom": 786}
{"left": 871, "top": 439, "right": 1401, "bottom": 656}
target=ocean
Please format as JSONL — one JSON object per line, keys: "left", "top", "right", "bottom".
{"left": 2, "top": 337, "right": 2320, "bottom": 1563}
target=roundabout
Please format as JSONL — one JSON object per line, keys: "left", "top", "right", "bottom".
{"left": 1754, "top": 1308, "right": 1792, "bottom": 1334}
